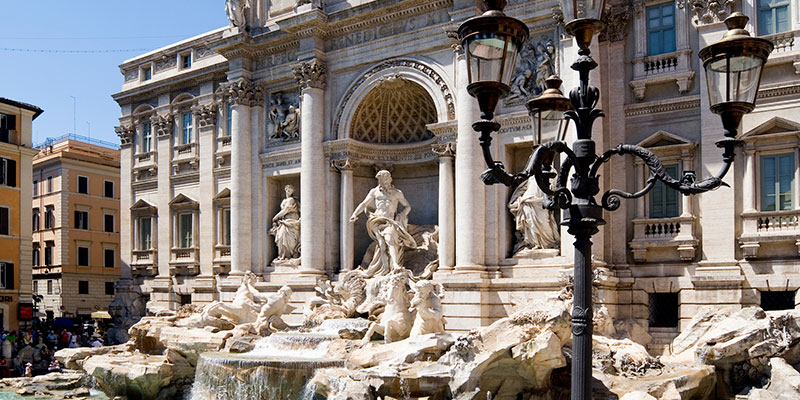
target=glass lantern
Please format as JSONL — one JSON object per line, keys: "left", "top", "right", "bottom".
{"left": 699, "top": 12, "right": 773, "bottom": 132}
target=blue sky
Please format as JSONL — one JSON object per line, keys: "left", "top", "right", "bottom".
{"left": 1, "top": 2, "right": 227, "bottom": 146}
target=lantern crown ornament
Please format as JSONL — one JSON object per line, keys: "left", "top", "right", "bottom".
{"left": 458, "top": 0, "right": 529, "bottom": 120}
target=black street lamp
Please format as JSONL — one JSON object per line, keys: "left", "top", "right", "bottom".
{"left": 458, "top": 1, "right": 773, "bottom": 399}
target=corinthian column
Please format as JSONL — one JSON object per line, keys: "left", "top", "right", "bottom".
{"left": 226, "top": 79, "right": 261, "bottom": 275}
{"left": 294, "top": 59, "right": 327, "bottom": 275}
{"left": 453, "top": 47, "right": 485, "bottom": 274}
{"left": 333, "top": 158, "right": 358, "bottom": 272}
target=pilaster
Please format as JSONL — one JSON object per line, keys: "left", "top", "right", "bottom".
{"left": 333, "top": 158, "right": 358, "bottom": 272}
{"left": 432, "top": 143, "right": 456, "bottom": 272}
{"left": 194, "top": 103, "right": 217, "bottom": 281}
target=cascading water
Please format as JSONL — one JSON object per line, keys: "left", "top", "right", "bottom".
{"left": 189, "top": 319, "right": 370, "bottom": 400}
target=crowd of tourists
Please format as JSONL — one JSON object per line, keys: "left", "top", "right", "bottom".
{"left": 0, "top": 325, "right": 107, "bottom": 377}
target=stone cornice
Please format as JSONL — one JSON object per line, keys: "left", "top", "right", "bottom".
{"left": 326, "top": 137, "right": 437, "bottom": 165}
{"left": 758, "top": 83, "right": 800, "bottom": 100}
{"left": 624, "top": 95, "right": 701, "bottom": 117}
{"left": 293, "top": 59, "right": 327, "bottom": 90}
{"left": 118, "top": 29, "right": 225, "bottom": 75}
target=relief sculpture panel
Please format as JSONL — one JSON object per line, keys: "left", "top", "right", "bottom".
{"left": 266, "top": 90, "right": 300, "bottom": 142}
{"left": 504, "top": 31, "right": 558, "bottom": 106}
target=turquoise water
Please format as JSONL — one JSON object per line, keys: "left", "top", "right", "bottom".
{"left": 0, "top": 388, "right": 108, "bottom": 399}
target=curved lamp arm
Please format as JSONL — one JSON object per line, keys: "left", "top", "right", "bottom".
{"left": 591, "top": 142, "right": 740, "bottom": 211}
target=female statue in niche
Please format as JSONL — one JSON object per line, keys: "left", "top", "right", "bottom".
{"left": 270, "top": 184, "right": 301, "bottom": 261}
{"left": 508, "top": 175, "right": 560, "bottom": 254}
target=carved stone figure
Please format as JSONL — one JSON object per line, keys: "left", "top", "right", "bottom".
{"left": 409, "top": 280, "right": 445, "bottom": 336}
{"left": 200, "top": 272, "right": 263, "bottom": 329}
{"left": 270, "top": 184, "right": 300, "bottom": 262}
{"left": 225, "top": 0, "right": 249, "bottom": 29}
{"left": 508, "top": 176, "right": 560, "bottom": 253}
{"left": 505, "top": 34, "right": 557, "bottom": 105}
{"left": 350, "top": 170, "right": 417, "bottom": 275}
{"left": 253, "top": 286, "right": 294, "bottom": 335}
{"left": 361, "top": 271, "right": 414, "bottom": 344}
{"left": 280, "top": 105, "right": 299, "bottom": 139}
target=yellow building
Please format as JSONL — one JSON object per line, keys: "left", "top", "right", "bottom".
{"left": 32, "top": 136, "right": 120, "bottom": 320}
{"left": 0, "top": 97, "right": 42, "bottom": 330}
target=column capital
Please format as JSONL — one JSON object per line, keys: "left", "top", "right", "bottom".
{"left": 677, "top": 0, "right": 734, "bottom": 26}
{"left": 331, "top": 157, "right": 359, "bottom": 171}
{"left": 192, "top": 103, "right": 218, "bottom": 128}
{"left": 152, "top": 113, "right": 174, "bottom": 138}
{"left": 432, "top": 142, "right": 456, "bottom": 158}
{"left": 599, "top": 4, "right": 631, "bottom": 43}
{"left": 293, "top": 58, "right": 327, "bottom": 90}
{"left": 225, "top": 79, "right": 264, "bottom": 107}
{"left": 115, "top": 124, "right": 135, "bottom": 147}
{"left": 445, "top": 29, "right": 463, "bottom": 55}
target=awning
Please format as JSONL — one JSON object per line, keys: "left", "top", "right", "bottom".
{"left": 90, "top": 311, "right": 112, "bottom": 319}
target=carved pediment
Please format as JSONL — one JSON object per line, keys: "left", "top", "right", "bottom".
{"left": 170, "top": 193, "right": 199, "bottom": 209}
{"left": 741, "top": 117, "right": 800, "bottom": 139}
{"left": 637, "top": 130, "right": 693, "bottom": 148}
{"left": 214, "top": 188, "right": 231, "bottom": 200}
{"left": 131, "top": 199, "right": 157, "bottom": 211}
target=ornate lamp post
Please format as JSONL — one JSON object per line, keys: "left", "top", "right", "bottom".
{"left": 458, "top": 1, "right": 773, "bottom": 398}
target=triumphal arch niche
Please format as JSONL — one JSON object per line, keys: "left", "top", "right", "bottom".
{"left": 331, "top": 59, "right": 455, "bottom": 274}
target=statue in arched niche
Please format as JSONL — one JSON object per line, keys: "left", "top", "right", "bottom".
{"left": 270, "top": 184, "right": 301, "bottom": 262}
{"left": 508, "top": 176, "right": 560, "bottom": 254}
{"left": 350, "top": 170, "right": 417, "bottom": 275}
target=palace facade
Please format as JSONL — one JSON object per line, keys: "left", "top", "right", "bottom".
{"left": 113, "top": 0, "right": 800, "bottom": 350}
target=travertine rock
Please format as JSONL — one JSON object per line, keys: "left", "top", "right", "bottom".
{"left": 349, "top": 333, "right": 454, "bottom": 368}
{"left": 55, "top": 345, "right": 122, "bottom": 369}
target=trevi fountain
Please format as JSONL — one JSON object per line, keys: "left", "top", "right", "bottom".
{"left": 5, "top": 170, "right": 800, "bottom": 399}
{"left": 7, "top": 0, "right": 800, "bottom": 399}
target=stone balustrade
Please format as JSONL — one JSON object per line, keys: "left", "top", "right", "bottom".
{"left": 629, "top": 216, "right": 698, "bottom": 262}
{"left": 630, "top": 49, "right": 694, "bottom": 101}
{"left": 740, "top": 209, "right": 800, "bottom": 258}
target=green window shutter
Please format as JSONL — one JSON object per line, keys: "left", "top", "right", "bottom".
{"left": 649, "top": 164, "right": 680, "bottom": 218}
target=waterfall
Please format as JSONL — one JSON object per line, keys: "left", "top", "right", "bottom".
{"left": 189, "top": 319, "right": 370, "bottom": 400}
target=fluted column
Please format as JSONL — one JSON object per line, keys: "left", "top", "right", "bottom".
{"left": 333, "top": 158, "right": 358, "bottom": 272}
{"left": 453, "top": 47, "right": 485, "bottom": 274}
{"left": 433, "top": 143, "right": 456, "bottom": 271}
{"left": 294, "top": 59, "right": 327, "bottom": 275}
{"left": 226, "top": 79, "right": 260, "bottom": 275}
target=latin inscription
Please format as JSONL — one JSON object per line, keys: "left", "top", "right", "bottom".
{"left": 326, "top": 9, "right": 450, "bottom": 52}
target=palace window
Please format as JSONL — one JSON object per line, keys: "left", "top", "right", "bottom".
{"left": 78, "top": 281, "right": 89, "bottom": 295}
{"left": 32, "top": 244, "right": 40, "bottom": 267}
{"left": 181, "top": 112, "right": 193, "bottom": 144}
{"left": 181, "top": 53, "right": 192, "bottom": 69}
{"left": 649, "top": 292, "right": 679, "bottom": 328}
{"left": 760, "top": 153, "right": 795, "bottom": 211}
{"left": 32, "top": 208, "right": 39, "bottom": 232}
{"left": 44, "top": 206, "right": 54, "bottom": 229}
{"left": 761, "top": 290, "right": 795, "bottom": 311}
{"left": 44, "top": 241, "right": 54, "bottom": 266}
{"left": 0, "top": 113, "right": 14, "bottom": 144}
{"left": 105, "top": 282, "right": 115, "bottom": 296}
{"left": 46, "top": 176, "right": 52, "bottom": 193}
{"left": 758, "top": 0, "right": 791, "bottom": 36}
{"left": 226, "top": 102, "right": 233, "bottom": 136}
{"left": 33, "top": 180, "right": 38, "bottom": 197}
{"left": 649, "top": 164, "right": 680, "bottom": 218}
{"left": 142, "top": 66, "right": 152, "bottom": 81}
{"left": 104, "top": 214, "right": 114, "bottom": 233}
{"left": 221, "top": 208, "right": 231, "bottom": 246}
{"left": 179, "top": 213, "right": 193, "bottom": 248}
{"left": 104, "top": 249, "right": 115, "bottom": 268}
{"left": 0, "top": 157, "right": 16, "bottom": 187}
{"left": 77, "top": 176, "right": 88, "bottom": 194}
{"left": 139, "top": 217, "right": 152, "bottom": 250}
{"left": 74, "top": 210, "right": 89, "bottom": 230}
{"left": 0, "top": 263, "right": 13, "bottom": 290}
{"left": 646, "top": 3, "right": 676, "bottom": 56}
{"left": 77, "top": 246, "right": 89, "bottom": 266}
{"left": 47, "top": 280, "right": 52, "bottom": 294}
{"left": 104, "top": 180, "right": 114, "bottom": 198}
{"left": 141, "top": 121, "right": 152, "bottom": 153}
{"left": 0, "top": 207, "right": 8, "bottom": 236}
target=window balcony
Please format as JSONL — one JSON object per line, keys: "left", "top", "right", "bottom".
{"left": 740, "top": 209, "right": 800, "bottom": 258}
{"left": 170, "top": 247, "right": 199, "bottom": 276}
{"left": 131, "top": 250, "right": 157, "bottom": 276}
{"left": 212, "top": 245, "right": 231, "bottom": 275}
{"left": 171, "top": 142, "right": 199, "bottom": 174}
{"left": 762, "top": 29, "right": 800, "bottom": 75}
{"left": 133, "top": 151, "right": 157, "bottom": 169}
{"left": 630, "top": 49, "right": 694, "bottom": 101}
{"left": 629, "top": 216, "right": 698, "bottom": 262}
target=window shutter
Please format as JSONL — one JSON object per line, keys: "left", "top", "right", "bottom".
{"left": 6, "top": 115, "right": 15, "bottom": 131}
{"left": 7, "top": 159, "right": 15, "bottom": 187}
{"left": 0, "top": 159, "right": 5, "bottom": 185}
{"left": 4, "top": 263, "right": 13, "bottom": 290}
